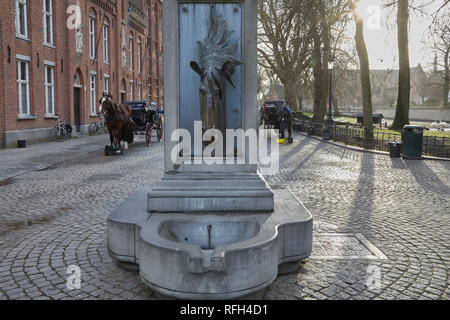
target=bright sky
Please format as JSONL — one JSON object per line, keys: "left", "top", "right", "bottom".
{"left": 348, "top": 0, "right": 443, "bottom": 71}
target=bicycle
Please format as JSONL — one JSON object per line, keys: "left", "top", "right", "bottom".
{"left": 51, "top": 115, "right": 69, "bottom": 142}
{"left": 88, "top": 114, "right": 107, "bottom": 136}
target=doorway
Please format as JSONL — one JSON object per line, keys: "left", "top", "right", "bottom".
{"left": 74, "top": 88, "right": 81, "bottom": 132}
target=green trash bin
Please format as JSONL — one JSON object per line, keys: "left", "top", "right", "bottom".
{"left": 401, "top": 125, "right": 423, "bottom": 160}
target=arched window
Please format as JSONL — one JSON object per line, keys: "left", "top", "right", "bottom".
{"left": 73, "top": 70, "right": 82, "bottom": 87}
{"left": 120, "top": 80, "right": 127, "bottom": 103}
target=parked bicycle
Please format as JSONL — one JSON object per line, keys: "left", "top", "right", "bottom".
{"left": 51, "top": 115, "right": 71, "bottom": 142}
{"left": 88, "top": 114, "right": 107, "bottom": 136}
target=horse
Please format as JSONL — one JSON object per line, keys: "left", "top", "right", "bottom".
{"left": 99, "top": 92, "right": 132, "bottom": 149}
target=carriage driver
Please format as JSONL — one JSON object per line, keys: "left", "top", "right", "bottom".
{"left": 278, "top": 103, "right": 293, "bottom": 140}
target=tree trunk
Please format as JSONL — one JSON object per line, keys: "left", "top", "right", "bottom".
{"left": 314, "top": 8, "right": 330, "bottom": 123}
{"left": 443, "top": 48, "right": 449, "bottom": 109}
{"left": 284, "top": 81, "right": 299, "bottom": 111}
{"left": 353, "top": 8, "right": 374, "bottom": 137}
{"left": 333, "top": 95, "right": 340, "bottom": 116}
{"left": 392, "top": 0, "right": 410, "bottom": 129}
{"left": 316, "top": 53, "right": 329, "bottom": 123}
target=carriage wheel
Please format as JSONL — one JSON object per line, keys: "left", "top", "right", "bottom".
{"left": 146, "top": 123, "right": 152, "bottom": 147}
{"left": 157, "top": 117, "right": 163, "bottom": 142}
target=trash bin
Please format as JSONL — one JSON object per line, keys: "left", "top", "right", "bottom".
{"left": 17, "top": 140, "right": 26, "bottom": 148}
{"left": 307, "top": 126, "right": 314, "bottom": 136}
{"left": 388, "top": 142, "right": 401, "bottom": 158}
{"left": 401, "top": 125, "right": 423, "bottom": 160}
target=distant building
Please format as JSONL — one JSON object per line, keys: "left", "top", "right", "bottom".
{"left": 0, "top": 0, "right": 163, "bottom": 147}
{"left": 333, "top": 65, "right": 431, "bottom": 110}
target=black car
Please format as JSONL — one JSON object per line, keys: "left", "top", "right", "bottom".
{"left": 261, "top": 100, "right": 284, "bottom": 128}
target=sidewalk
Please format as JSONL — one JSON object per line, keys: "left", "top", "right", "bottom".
{"left": 0, "top": 135, "right": 108, "bottom": 182}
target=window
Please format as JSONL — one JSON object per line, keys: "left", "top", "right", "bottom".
{"left": 147, "top": 45, "right": 151, "bottom": 75}
{"left": 147, "top": 84, "right": 151, "bottom": 99}
{"left": 129, "top": 80, "right": 134, "bottom": 100}
{"left": 15, "top": 0, "right": 28, "bottom": 38}
{"left": 89, "top": 14, "right": 96, "bottom": 60}
{"left": 17, "top": 60, "right": 30, "bottom": 116}
{"left": 90, "top": 74, "right": 96, "bottom": 115}
{"left": 103, "top": 22, "right": 109, "bottom": 64}
{"left": 138, "top": 83, "right": 142, "bottom": 100}
{"left": 104, "top": 74, "right": 110, "bottom": 94}
{"left": 129, "top": 35, "right": 133, "bottom": 72}
{"left": 154, "top": 52, "right": 158, "bottom": 78}
{"left": 44, "top": 65, "right": 55, "bottom": 115}
{"left": 43, "top": 0, "right": 53, "bottom": 45}
{"left": 153, "top": 9, "right": 157, "bottom": 40}
{"left": 137, "top": 39, "right": 141, "bottom": 74}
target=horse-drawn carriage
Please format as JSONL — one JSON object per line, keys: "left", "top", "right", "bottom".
{"left": 123, "top": 100, "right": 164, "bottom": 146}
{"left": 99, "top": 94, "right": 164, "bottom": 156}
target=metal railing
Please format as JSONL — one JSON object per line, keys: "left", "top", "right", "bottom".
{"left": 293, "top": 121, "right": 450, "bottom": 158}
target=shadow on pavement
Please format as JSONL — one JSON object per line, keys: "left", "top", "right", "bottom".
{"left": 404, "top": 160, "right": 450, "bottom": 196}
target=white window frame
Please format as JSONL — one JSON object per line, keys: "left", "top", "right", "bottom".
{"left": 90, "top": 73, "right": 97, "bottom": 115}
{"left": 103, "top": 21, "right": 109, "bottom": 64}
{"left": 154, "top": 53, "right": 158, "bottom": 79}
{"left": 137, "top": 82, "right": 142, "bottom": 100}
{"left": 89, "top": 14, "right": 96, "bottom": 60}
{"left": 129, "top": 80, "right": 134, "bottom": 100}
{"left": 137, "top": 39, "right": 141, "bottom": 74}
{"left": 129, "top": 35, "right": 134, "bottom": 72}
{"left": 43, "top": 0, "right": 53, "bottom": 45}
{"left": 17, "top": 58, "right": 30, "bottom": 116}
{"left": 44, "top": 64, "right": 55, "bottom": 116}
{"left": 15, "top": 0, "right": 28, "bottom": 39}
{"left": 104, "top": 74, "right": 110, "bottom": 94}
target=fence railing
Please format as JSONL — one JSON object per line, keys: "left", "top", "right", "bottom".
{"left": 293, "top": 121, "right": 450, "bottom": 158}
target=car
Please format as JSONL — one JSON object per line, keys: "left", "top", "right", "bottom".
{"left": 260, "top": 100, "right": 284, "bottom": 129}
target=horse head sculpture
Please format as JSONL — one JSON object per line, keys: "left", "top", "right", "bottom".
{"left": 190, "top": 5, "right": 242, "bottom": 134}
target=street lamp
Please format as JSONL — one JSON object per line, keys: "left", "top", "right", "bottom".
{"left": 323, "top": 56, "right": 334, "bottom": 140}
{"left": 326, "top": 57, "right": 334, "bottom": 126}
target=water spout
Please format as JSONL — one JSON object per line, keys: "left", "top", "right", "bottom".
{"left": 207, "top": 225, "right": 212, "bottom": 250}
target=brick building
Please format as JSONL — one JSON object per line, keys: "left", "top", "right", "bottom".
{"left": 0, "top": 0, "right": 163, "bottom": 147}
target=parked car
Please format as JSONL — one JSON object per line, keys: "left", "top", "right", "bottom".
{"left": 260, "top": 100, "right": 284, "bottom": 128}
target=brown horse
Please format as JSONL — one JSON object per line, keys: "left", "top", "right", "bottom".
{"left": 99, "top": 92, "right": 132, "bottom": 148}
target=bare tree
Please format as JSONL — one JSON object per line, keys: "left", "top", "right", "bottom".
{"left": 350, "top": 0, "right": 374, "bottom": 136}
{"left": 257, "top": 0, "right": 312, "bottom": 111}
{"left": 390, "top": 0, "right": 411, "bottom": 129}
{"left": 430, "top": 7, "right": 450, "bottom": 108}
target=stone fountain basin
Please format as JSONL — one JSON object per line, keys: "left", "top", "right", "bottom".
{"left": 107, "top": 187, "right": 313, "bottom": 300}
{"left": 138, "top": 214, "right": 279, "bottom": 299}
{"left": 159, "top": 219, "right": 260, "bottom": 250}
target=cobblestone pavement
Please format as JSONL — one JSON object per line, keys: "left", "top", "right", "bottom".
{"left": 0, "top": 133, "right": 448, "bottom": 300}
{"left": 0, "top": 135, "right": 107, "bottom": 181}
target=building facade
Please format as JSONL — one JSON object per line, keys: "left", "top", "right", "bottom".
{"left": 0, "top": 0, "right": 163, "bottom": 147}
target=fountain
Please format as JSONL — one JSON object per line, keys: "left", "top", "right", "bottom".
{"left": 107, "top": 0, "right": 313, "bottom": 300}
